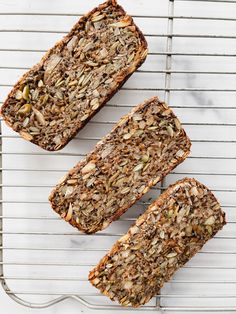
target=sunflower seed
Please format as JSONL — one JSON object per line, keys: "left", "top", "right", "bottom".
{"left": 32, "top": 108, "right": 46, "bottom": 125}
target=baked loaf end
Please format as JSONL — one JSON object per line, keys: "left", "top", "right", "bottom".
{"left": 89, "top": 178, "right": 226, "bottom": 307}
{"left": 0, "top": 0, "right": 147, "bottom": 151}
{"left": 49, "top": 96, "right": 191, "bottom": 233}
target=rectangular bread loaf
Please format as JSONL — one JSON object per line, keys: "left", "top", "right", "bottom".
{"left": 89, "top": 178, "right": 226, "bottom": 307}
{"left": 0, "top": 0, "right": 147, "bottom": 151}
{"left": 49, "top": 97, "right": 191, "bottom": 233}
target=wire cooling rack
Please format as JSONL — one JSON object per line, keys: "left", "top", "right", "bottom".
{"left": 0, "top": 0, "right": 236, "bottom": 312}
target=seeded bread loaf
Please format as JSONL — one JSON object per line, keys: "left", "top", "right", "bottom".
{"left": 0, "top": 0, "right": 147, "bottom": 151}
{"left": 89, "top": 178, "right": 226, "bottom": 307}
{"left": 49, "top": 97, "right": 191, "bottom": 233}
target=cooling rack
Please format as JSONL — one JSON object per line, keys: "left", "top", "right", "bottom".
{"left": 0, "top": 0, "right": 236, "bottom": 312}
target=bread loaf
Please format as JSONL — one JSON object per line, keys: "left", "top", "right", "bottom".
{"left": 89, "top": 178, "right": 226, "bottom": 307}
{"left": 0, "top": 0, "right": 147, "bottom": 151}
{"left": 49, "top": 97, "right": 191, "bottom": 233}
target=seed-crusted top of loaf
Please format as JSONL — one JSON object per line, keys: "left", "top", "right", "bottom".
{"left": 49, "top": 97, "right": 191, "bottom": 233}
{"left": 0, "top": 0, "right": 147, "bottom": 151}
{"left": 89, "top": 178, "right": 226, "bottom": 307}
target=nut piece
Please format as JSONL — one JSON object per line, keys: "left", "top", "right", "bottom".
{"left": 176, "top": 149, "right": 185, "bottom": 158}
{"left": 81, "top": 162, "right": 96, "bottom": 174}
{"left": 141, "top": 154, "right": 149, "bottom": 163}
{"left": 38, "top": 80, "right": 44, "bottom": 87}
{"left": 15, "top": 90, "right": 23, "bottom": 100}
{"left": 65, "top": 186, "right": 74, "bottom": 198}
{"left": 123, "top": 281, "right": 133, "bottom": 289}
{"left": 204, "top": 216, "right": 215, "bottom": 225}
{"left": 123, "top": 133, "right": 132, "bottom": 140}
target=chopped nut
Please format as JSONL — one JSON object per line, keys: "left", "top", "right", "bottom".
{"left": 53, "top": 135, "right": 62, "bottom": 146}
{"left": 206, "top": 225, "right": 213, "bottom": 235}
{"left": 204, "top": 216, "right": 215, "bottom": 225}
{"left": 123, "top": 133, "right": 132, "bottom": 140}
{"left": 139, "top": 120, "right": 146, "bottom": 129}
{"left": 15, "top": 90, "right": 23, "bottom": 100}
{"left": 65, "top": 186, "right": 74, "bottom": 198}
{"left": 81, "top": 162, "right": 96, "bottom": 174}
{"left": 190, "top": 186, "right": 199, "bottom": 196}
{"left": 141, "top": 154, "right": 149, "bottom": 163}
{"left": 38, "top": 80, "right": 44, "bottom": 87}
{"left": 100, "top": 47, "right": 108, "bottom": 59}
{"left": 130, "top": 225, "right": 139, "bottom": 235}
{"left": 176, "top": 149, "right": 185, "bottom": 158}
{"left": 123, "top": 281, "right": 133, "bottom": 289}
{"left": 132, "top": 113, "right": 142, "bottom": 121}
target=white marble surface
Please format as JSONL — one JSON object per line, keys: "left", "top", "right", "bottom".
{"left": 0, "top": 0, "right": 236, "bottom": 313}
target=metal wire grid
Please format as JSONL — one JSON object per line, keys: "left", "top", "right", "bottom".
{"left": 0, "top": 0, "right": 236, "bottom": 311}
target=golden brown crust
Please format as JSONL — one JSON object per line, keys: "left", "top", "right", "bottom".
{"left": 89, "top": 178, "right": 226, "bottom": 307}
{"left": 0, "top": 0, "right": 148, "bottom": 151}
{"left": 49, "top": 96, "right": 191, "bottom": 233}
